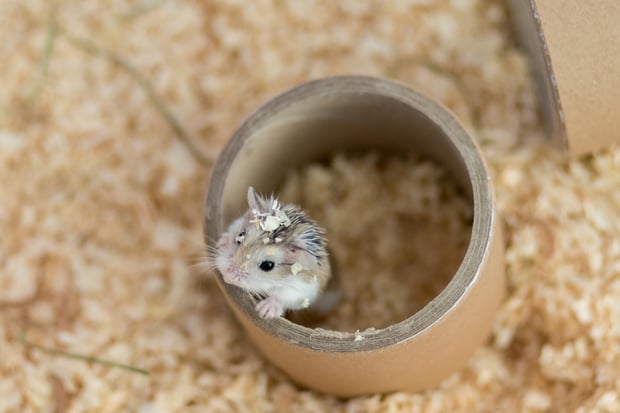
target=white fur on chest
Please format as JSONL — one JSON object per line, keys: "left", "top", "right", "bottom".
{"left": 243, "top": 275, "right": 320, "bottom": 310}
{"left": 271, "top": 276, "right": 320, "bottom": 309}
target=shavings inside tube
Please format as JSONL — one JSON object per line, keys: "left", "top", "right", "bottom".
{"left": 278, "top": 153, "right": 473, "bottom": 332}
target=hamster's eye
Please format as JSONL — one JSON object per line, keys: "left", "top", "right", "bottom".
{"left": 235, "top": 231, "right": 246, "bottom": 245}
{"left": 258, "top": 260, "right": 275, "bottom": 272}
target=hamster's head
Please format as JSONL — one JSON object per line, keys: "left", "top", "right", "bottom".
{"left": 216, "top": 187, "right": 321, "bottom": 293}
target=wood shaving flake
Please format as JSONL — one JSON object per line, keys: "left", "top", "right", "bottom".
{"left": 251, "top": 206, "right": 290, "bottom": 232}
{"left": 594, "top": 391, "right": 620, "bottom": 411}
{"left": 275, "top": 209, "right": 291, "bottom": 227}
{"left": 259, "top": 215, "right": 281, "bottom": 232}
{"left": 523, "top": 389, "right": 552, "bottom": 411}
{"left": 354, "top": 330, "right": 364, "bottom": 342}
{"left": 291, "top": 262, "right": 303, "bottom": 276}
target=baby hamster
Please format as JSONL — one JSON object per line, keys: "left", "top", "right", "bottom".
{"left": 215, "top": 187, "right": 332, "bottom": 319}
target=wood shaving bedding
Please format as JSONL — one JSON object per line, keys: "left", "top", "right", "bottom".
{"left": 279, "top": 153, "right": 472, "bottom": 331}
{"left": 1, "top": 0, "right": 620, "bottom": 412}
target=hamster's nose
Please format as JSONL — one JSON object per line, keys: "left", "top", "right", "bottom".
{"left": 227, "top": 264, "right": 247, "bottom": 278}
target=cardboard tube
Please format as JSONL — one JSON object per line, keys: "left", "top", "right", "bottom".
{"left": 204, "top": 76, "right": 505, "bottom": 396}
{"left": 508, "top": 0, "right": 620, "bottom": 157}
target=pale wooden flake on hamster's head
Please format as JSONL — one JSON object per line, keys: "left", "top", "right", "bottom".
{"left": 260, "top": 215, "right": 281, "bottom": 232}
{"left": 248, "top": 192, "right": 292, "bottom": 233}
{"left": 275, "top": 209, "right": 291, "bottom": 227}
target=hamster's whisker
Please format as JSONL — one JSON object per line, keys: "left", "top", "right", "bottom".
{"left": 191, "top": 255, "right": 219, "bottom": 273}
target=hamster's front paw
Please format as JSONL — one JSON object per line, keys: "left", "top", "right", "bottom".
{"left": 255, "top": 296, "right": 284, "bottom": 319}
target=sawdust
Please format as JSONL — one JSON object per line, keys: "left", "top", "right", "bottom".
{"left": 279, "top": 153, "right": 472, "bottom": 331}
{"left": 2, "top": 0, "right": 620, "bottom": 412}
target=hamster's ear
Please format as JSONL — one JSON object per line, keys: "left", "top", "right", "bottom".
{"left": 247, "top": 186, "right": 268, "bottom": 212}
{"left": 286, "top": 230, "right": 323, "bottom": 271}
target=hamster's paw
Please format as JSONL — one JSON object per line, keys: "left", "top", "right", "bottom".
{"left": 256, "top": 297, "right": 284, "bottom": 319}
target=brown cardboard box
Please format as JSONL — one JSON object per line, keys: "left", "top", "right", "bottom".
{"left": 509, "top": 0, "right": 620, "bottom": 156}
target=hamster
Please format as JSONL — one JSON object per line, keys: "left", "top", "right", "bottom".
{"left": 215, "top": 187, "right": 332, "bottom": 319}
